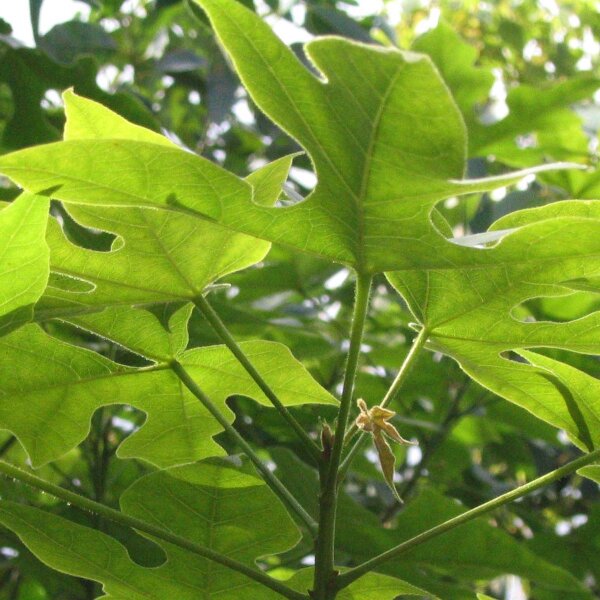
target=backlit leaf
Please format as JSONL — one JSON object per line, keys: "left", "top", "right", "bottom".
{"left": 0, "top": 194, "right": 49, "bottom": 333}
{"left": 388, "top": 200, "right": 600, "bottom": 449}
{"left": 0, "top": 460, "right": 300, "bottom": 599}
{"left": 0, "top": 2, "right": 579, "bottom": 273}
{"left": 0, "top": 324, "right": 335, "bottom": 467}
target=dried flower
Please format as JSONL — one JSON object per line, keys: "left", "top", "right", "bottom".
{"left": 355, "top": 399, "right": 417, "bottom": 503}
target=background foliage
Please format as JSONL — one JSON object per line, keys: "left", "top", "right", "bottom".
{"left": 0, "top": 0, "right": 600, "bottom": 598}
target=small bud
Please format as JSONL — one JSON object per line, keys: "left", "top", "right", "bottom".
{"left": 321, "top": 421, "right": 334, "bottom": 460}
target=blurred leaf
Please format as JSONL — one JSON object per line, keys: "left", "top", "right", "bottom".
{"left": 29, "top": 0, "right": 43, "bottom": 43}
{"left": 39, "top": 22, "right": 116, "bottom": 65}
{"left": 305, "top": 6, "right": 373, "bottom": 43}
{"left": 579, "top": 465, "right": 600, "bottom": 483}
{"left": 156, "top": 49, "right": 206, "bottom": 73}
{"left": 0, "top": 46, "right": 158, "bottom": 151}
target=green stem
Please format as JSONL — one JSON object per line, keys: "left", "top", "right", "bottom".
{"left": 337, "top": 446, "right": 600, "bottom": 590}
{"left": 171, "top": 361, "right": 318, "bottom": 536}
{"left": 312, "top": 273, "right": 372, "bottom": 600}
{"left": 193, "top": 295, "right": 321, "bottom": 463}
{"left": 0, "top": 460, "right": 308, "bottom": 600}
{"left": 339, "top": 327, "right": 429, "bottom": 478}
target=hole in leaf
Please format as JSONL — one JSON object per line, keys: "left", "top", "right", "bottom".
{"left": 119, "top": 529, "right": 167, "bottom": 568}
{"left": 52, "top": 202, "right": 116, "bottom": 252}
{"left": 42, "top": 320, "right": 154, "bottom": 368}
{"left": 515, "top": 132, "right": 538, "bottom": 149}
{"left": 431, "top": 200, "right": 514, "bottom": 247}
{"left": 511, "top": 290, "right": 600, "bottom": 323}
{"left": 47, "top": 272, "right": 95, "bottom": 294}
{"left": 499, "top": 350, "right": 529, "bottom": 364}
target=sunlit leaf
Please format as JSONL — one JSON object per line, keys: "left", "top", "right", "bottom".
{"left": 389, "top": 200, "right": 600, "bottom": 449}
{"left": 0, "top": 194, "right": 49, "bottom": 333}
{"left": 0, "top": 323, "right": 335, "bottom": 467}
{"left": 0, "top": 2, "right": 578, "bottom": 273}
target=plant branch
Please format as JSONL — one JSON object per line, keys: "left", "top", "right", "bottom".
{"left": 171, "top": 360, "right": 318, "bottom": 536}
{"left": 0, "top": 460, "right": 308, "bottom": 600}
{"left": 336, "top": 446, "right": 600, "bottom": 590}
{"left": 312, "top": 273, "right": 372, "bottom": 600}
{"left": 193, "top": 294, "right": 321, "bottom": 463}
{"left": 339, "top": 327, "right": 429, "bottom": 478}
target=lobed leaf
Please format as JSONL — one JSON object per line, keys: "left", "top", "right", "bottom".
{"left": 0, "top": 93, "right": 291, "bottom": 348}
{"left": 388, "top": 200, "right": 600, "bottom": 449}
{"left": 272, "top": 449, "right": 593, "bottom": 598}
{"left": 287, "top": 569, "right": 429, "bottom": 598}
{"left": 0, "top": 460, "right": 301, "bottom": 599}
{"left": 0, "top": 3, "right": 580, "bottom": 274}
{"left": 0, "top": 324, "right": 336, "bottom": 468}
{"left": 0, "top": 459, "right": 429, "bottom": 599}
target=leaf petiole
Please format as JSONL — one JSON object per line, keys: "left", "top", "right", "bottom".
{"left": 312, "top": 273, "right": 372, "bottom": 600}
{"left": 336, "top": 446, "right": 600, "bottom": 590}
{"left": 171, "top": 360, "right": 319, "bottom": 536}
{"left": 339, "top": 327, "right": 429, "bottom": 479}
{"left": 193, "top": 294, "right": 322, "bottom": 463}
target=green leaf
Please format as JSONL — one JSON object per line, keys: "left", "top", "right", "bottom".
{"left": 287, "top": 568, "right": 430, "bottom": 598}
{"left": 0, "top": 459, "right": 301, "bottom": 599}
{"left": 0, "top": 194, "right": 49, "bottom": 333}
{"left": 306, "top": 6, "right": 373, "bottom": 43}
{"left": 0, "top": 459, "right": 429, "bottom": 598}
{"left": 412, "top": 22, "right": 494, "bottom": 125}
{"left": 0, "top": 2, "right": 578, "bottom": 273}
{"left": 62, "top": 88, "right": 174, "bottom": 146}
{"left": 40, "top": 22, "right": 116, "bottom": 65}
{"left": 0, "top": 324, "right": 335, "bottom": 467}
{"left": 382, "top": 489, "right": 593, "bottom": 598}
{"left": 413, "top": 19, "right": 597, "bottom": 165}
{"left": 388, "top": 200, "right": 600, "bottom": 449}
{"left": 413, "top": 23, "right": 597, "bottom": 166}
{"left": 470, "top": 76, "right": 598, "bottom": 166}
{"left": 579, "top": 465, "right": 600, "bottom": 484}
{"left": 38, "top": 199, "right": 271, "bottom": 322}
{"left": 24, "top": 92, "right": 293, "bottom": 347}
{"left": 334, "top": 574, "right": 428, "bottom": 599}
{"left": 62, "top": 303, "right": 193, "bottom": 363}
